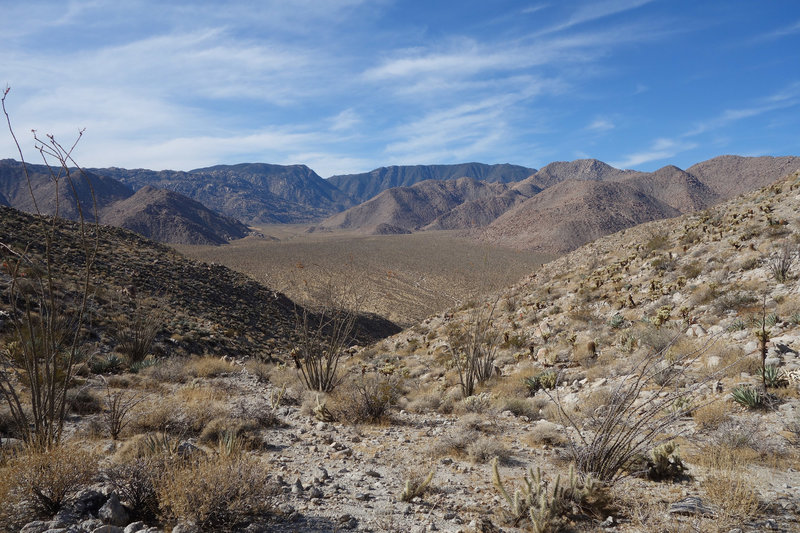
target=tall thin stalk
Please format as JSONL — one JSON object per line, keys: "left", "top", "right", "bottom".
{"left": 0, "top": 87, "right": 98, "bottom": 449}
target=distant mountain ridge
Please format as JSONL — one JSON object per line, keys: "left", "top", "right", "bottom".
{"left": 96, "top": 163, "right": 355, "bottom": 224}
{"left": 319, "top": 155, "right": 800, "bottom": 254}
{"left": 0, "top": 159, "right": 249, "bottom": 245}
{"left": 327, "top": 163, "right": 536, "bottom": 204}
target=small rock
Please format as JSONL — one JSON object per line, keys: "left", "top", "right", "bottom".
{"left": 313, "top": 467, "right": 329, "bottom": 482}
{"left": 91, "top": 526, "right": 123, "bottom": 533}
{"left": 20, "top": 522, "right": 50, "bottom": 533}
{"left": 365, "top": 469, "right": 381, "bottom": 478}
{"left": 171, "top": 522, "right": 198, "bottom": 533}
{"left": 668, "top": 496, "right": 716, "bottom": 517}
{"left": 308, "top": 487, "right": 323, "bottom": 499}
{"left": 354, "top": 492, "right": 369, "bottom": 501}
{"left": 601, "top": 515, "right": 616, "bottom": 528}
{"left": 123, "top": 522, "right": 146, "bottom": 533}
{"left": 98, "top": 494, "right": 129, "bottom": 527}
{"left": 291, "top": 478, "right": 304, "bottom": 494}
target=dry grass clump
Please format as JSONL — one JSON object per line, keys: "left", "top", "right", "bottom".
{"left": 0, "top": 445, "right": 98, "bottom": 528}
{"left": 156, "top": 454, "right": 276, "bottom": 531}
{"left": 428, "top": 428, "right": 479, "bottom": 459}
{"left": 66, "top": 386, "right": 104, "bottom": 415}
{"left": 141, "top": 357, "right": 189, "bottom": 383}
{"left": 405, "top": 388, "right": 444, "bottom": 413}
{"left": 692, "top": 399, "right": 731, "bottom": 430}
{"left": 697, "top": 445, "right": 762, "bottom": 522}
{"left": 187, "top": 356, "right": 237, "bottom": 378}
{"left": 198, "top": 416, "right": 262, "bottom": 450}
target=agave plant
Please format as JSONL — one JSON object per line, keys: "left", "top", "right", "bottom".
{"left": 731, "top": 385, "right": 763, "bottom": 409}
{"left": 759, "top": 365, "right": 786, "bottom": 388}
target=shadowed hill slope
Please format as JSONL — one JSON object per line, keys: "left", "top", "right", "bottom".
{"left": 100, "top": 186, "right": 251, "bottom": 245}
{"left": 0, "top": 206, "right": 400, "bottom": 360}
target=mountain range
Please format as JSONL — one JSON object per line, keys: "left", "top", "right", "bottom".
{"left": 3, "top": 155, "right": 799, "bottom": 255}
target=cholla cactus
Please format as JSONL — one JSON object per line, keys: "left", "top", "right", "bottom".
{"left": 492, "top": 459, "right": 602, "bottom": 533}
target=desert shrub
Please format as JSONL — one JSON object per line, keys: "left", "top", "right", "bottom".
{"left": 290, "top": 277, "right": 360, "bottom": 393}
{"left": 67, "top": 386, "right": 103, "bottom": 415}
{"left": 767, "top": 240, "right": 797, "bottom": 282}
{"left": 406, "top": 390, "right": 443, "bottom": 413}
{"left": 547, "top": 332, "right": 714, "bottom": 482}
{"left": 329, "top": 369, "right": 400, "bottom": 423}
{"left": 713, "top": 291, "right": 759, "bottom": 313}
{"left": 430, "top": 428, "right": 479, "bottom": 458}
{"left": 698, "top": 445, "right": 761, "bottom": 521}
{"left": 0, "top": 445, "right": 98, "bottom": 526}
{"left": 681, "top": 260, "right": 703, "bottom": 279}
{"left": 459, "top": 392, "right": 494, "bottom": 414}
{"left": 103, "top": 456, "right": 163, "bottom": 522}
{"left": 467, "top": 436, "right": 510, "bottom": 464}
{"left": 501, "top": 397, "right": 541, "bottom": 419}
{"left": 156, "top": 454, "right": 276, "bottom": 531}
{"left": 446, "top": 302, "right": 500, "bottom": 397}
{"left": 101, "top": 379, "right": 143, "bottom": 440}
{"left": 141, "top": 357, "right": 188, "bottom": 383}
{"left": 644, "top": 231, "right": 671, "bottom": 253}
{"left": 526, "top": 422, "right": 568, "bottom": 448}
{"left": 114, "top": 303, "right": 162, "bottom": 364}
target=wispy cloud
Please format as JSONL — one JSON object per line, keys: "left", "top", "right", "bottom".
{"left": 684, "top": 83, "right": 800, "bottom": 137}
{"left": 610, "top": 138, "right": 697, "bottom": 169}
{"left": 533, "top": 0, "right": 654, "bottom": 36}
{"left": 755, "top": 19, "right": 800, "bottom": 41}
{"left": 586, "top": 118, "right": 615, "bottom": 132}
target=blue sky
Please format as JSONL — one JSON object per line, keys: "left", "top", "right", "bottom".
{"left": 2, "top": 0, "right": 799, "bottom": 177}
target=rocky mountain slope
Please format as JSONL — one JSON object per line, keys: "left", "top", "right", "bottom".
{"left": 327, "top": 162, "right": 536, "bottom": 204}
{"left": 316, "top": 177, "right": 513, "bottom": 233}
{"left": 0, "top": 159, "right": 250, "bottom": 245}
{"left": 480, "top": 179, "right": 682, "bottom": 254}
{"left": 0, "top": 205, "right": 400, "bottom": 361}
{"left": 96, "top": 163, "right": 355, "bottom": 224}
